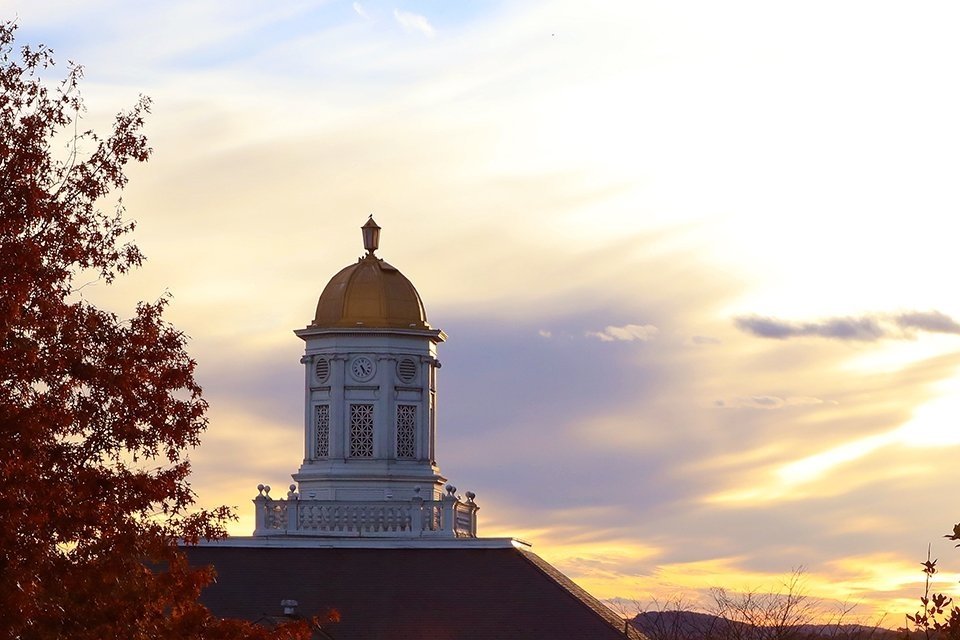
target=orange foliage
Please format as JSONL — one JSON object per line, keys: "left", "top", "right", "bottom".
{"left": 0, "top": 22, "right": 317, "bottom": 640}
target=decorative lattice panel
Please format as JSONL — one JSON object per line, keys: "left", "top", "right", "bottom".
{"left": 315, "top": 404, "right": 329, "bottom": 458}
{"left": 349, "top": 404, "right": 374, "bottom": 458}
{"left": 396, "top": 404, "right": 416, "bottom": 459}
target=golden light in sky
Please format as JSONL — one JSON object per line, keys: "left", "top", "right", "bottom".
{"left": 12, "top": 0, "right": 960, "bottom": 622}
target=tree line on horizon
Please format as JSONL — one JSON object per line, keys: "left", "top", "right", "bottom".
{"left": 624, "top": 552, "right": 960, "bottom": 640}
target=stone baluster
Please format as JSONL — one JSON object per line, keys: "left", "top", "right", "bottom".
{"left": 411, "top": 489, "right": 424, "bottom": 534}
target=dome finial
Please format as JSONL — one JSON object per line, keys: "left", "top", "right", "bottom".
{"left": 362, "top": 215, "right": 381, "bottom": 256}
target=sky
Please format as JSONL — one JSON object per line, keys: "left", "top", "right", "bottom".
{"left": 7, "top": 0, "right": 960, "bottom": 623}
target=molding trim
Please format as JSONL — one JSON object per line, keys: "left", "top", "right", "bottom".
{"left": 192, "top": 536, "right": 531, "bottom": 550}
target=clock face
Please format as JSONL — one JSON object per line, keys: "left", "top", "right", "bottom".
{"left": 351, "top": 356, "right": 376, "bottom": 381}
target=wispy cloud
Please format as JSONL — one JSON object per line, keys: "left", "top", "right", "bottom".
{"left": 393, "top": 8, "right": 435, "bottom": 37}
{"left": 895, "top": 310, "right": 960, "bottom": 334}
{"left": 352, "top": 2, "right": 369, "bottom": 20}
{"left": 735, "top": 310, "right": 960, "bottom": 342}
{"left": 23, "top": 0, "right": 960, "bottom": 619}
{"left": 586, "top": 323, "right": 659, "bottom": 342}
{"left": 715, "top": 395, "right": 826, "bottom": 410}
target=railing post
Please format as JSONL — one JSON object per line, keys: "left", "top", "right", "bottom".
{"left": 253, "top": 496, "right": 269, "bottom": 535}
{"left": 285, "top": 484, "right": 299, "bottom": 532}
{"left": 441, "top": 495, "right": 456, "bottom": 536}
{"left": 466, "top": 491, "right": 478, "bottom": 538}
{"left": 285, "top": 499, "right": 298, "bottom": 532}
{"left": 253, "top": 484, "right": 272, "bottom": 535}
{"left": 411, "top": 495, "right": 424, "bottom": 534}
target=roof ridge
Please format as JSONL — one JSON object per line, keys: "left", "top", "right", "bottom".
{"left": 515, "top": 547, "right": 647, "bottom": 640}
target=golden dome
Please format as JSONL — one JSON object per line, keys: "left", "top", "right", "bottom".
{"left": 309, "top": 219, "right": 430, "bottom": 330}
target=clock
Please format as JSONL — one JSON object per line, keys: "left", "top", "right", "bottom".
{"left": 350, "top": 356, "right": 376, "bottom": 381}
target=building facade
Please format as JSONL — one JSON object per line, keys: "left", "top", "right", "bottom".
{"left": 190, "top": 218, "right": 642, "bottom": 640}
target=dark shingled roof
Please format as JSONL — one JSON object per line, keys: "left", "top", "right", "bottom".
{"left": 185, "top": 545, "right": 644, "bottom": 640}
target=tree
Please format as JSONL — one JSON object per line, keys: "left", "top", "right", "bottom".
{"left": 627, "top": 570, "right": 889, "bottom": 640}
{"left": 0, "top": 22, "right": 326, "bottom": 639}
{"left": 902, "top": 527, "right": 960, "bottom": 640}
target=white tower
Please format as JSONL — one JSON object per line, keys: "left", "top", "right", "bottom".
{"left": 252, "top": 217, "right": 477, "bottom": 538}
{"left": 292, "top": 216, "right": 447, "bottom": 501}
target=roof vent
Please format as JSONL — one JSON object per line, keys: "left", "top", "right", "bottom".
{"left": 281, "top": 599, "right": 298, "bottom": 616}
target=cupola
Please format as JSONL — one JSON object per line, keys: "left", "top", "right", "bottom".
{"left": 310, "top": 216, "right": 430, "bottom": 330}
{"left": 254, "top": 217, "right": 477, "bottom": 539}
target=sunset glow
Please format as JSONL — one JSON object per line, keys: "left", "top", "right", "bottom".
{"left": 11, "top": 0, "right": 960, "bottom": 622}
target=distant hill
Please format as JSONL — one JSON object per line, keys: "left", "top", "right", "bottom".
{"left": 629, "top": 610, "right": 900, "bottom": 640}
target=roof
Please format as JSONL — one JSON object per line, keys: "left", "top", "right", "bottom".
{"left": 310, "top": 255, "right": 430, "bottom": 330}
{"left": 185, "top": 545, "right": 644, "bottom": 640}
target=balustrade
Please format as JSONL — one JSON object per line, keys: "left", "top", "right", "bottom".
{"left": 252, "top": 484, "right": 478, "bottom": 538}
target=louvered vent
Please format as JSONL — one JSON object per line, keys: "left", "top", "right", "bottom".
{"left": 314, "top": 357, "right": 330, "bottom": 383}
{"left": 397, "top": 358, "right": 417, "bottom": 383}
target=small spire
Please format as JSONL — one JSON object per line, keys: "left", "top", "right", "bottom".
{"left": 361, "top": 215, "right": 381, "bottom": 256}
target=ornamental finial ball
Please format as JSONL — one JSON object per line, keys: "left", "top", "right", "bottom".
{"left": 361, "top": 215, "right": 381, "bottom": 255}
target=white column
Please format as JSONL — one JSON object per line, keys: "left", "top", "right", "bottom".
{"left": 428, "top": 358, "right": 437, "bottom": 465}
{"left": 301, "top": 354, "right": 311, "bottom": 461}
{"left": 417, "top": 355, "right": 430, "bottom": 463}
{"left": 329, "top": 354, "right": 347, "bottom": 459}
{"left": 376, "top": 355, "right": 393, "bottom": 459}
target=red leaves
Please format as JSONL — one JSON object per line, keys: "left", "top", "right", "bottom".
{"left": 945, "top": 523, "right": 960, "bottom": 548}
{"left": 903, "top": 545, "right": 960, "bottom": 640}
{"left": 0, "top": 22, "right": 301, "bottom": 640}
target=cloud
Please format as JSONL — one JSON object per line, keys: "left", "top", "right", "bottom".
{"left": 735, "top": 310, "right": 960, "bottom": 342}
{"left": 393, "top": 9, "right": 435, "bottom": 37}
{"left": 714, "top": 395, "right": 825, "bottom": 410}
{"left": 689, "top": 335, "right": 721, "bottom": 345}
{"left": 586, "top": 323, "right": 659, "bottom": 342}
{"left": 352, "top": 2, "right": 369, "bottom": 20}
{"left": 895, "top": 310, "right": 960, "bottom": 334}
{"left": 538, "top": 329, "right": 552, "bottom": 338}
{"left": 29, "top": 0, "right": 960, "bottom": 618}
